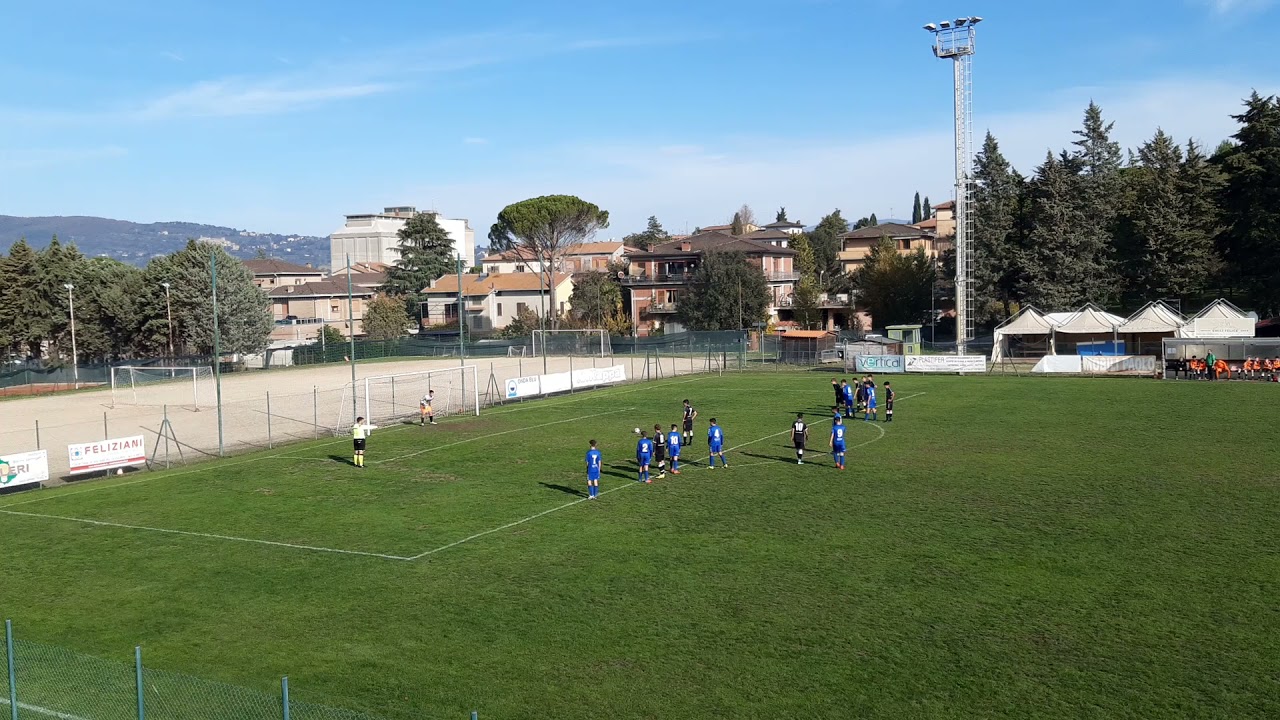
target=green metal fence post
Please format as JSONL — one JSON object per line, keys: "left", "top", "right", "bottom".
{"left": 281, "top": 677, "right": 290, "bottom": 720}
{"left": 135, "top": 646, "right": 145, "bottom": 720}
{"left": 6, "top": 620, "right": 17, "bottom": 720}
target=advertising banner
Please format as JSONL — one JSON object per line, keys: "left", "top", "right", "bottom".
{"left": 1186, "top": 318, "right": 1255, "bottom": 339}
{"left": 68, "top": 435, "right": 146, "bottom": 475}
{"left": 904, "top": 355, "right": 988, "bottom": 374}
{"left": 505, "top": 375, "right": 542, "bottom": 400}
{"left": 0, "top": 450, "right": 49, "bottom": 490}
{"left": 854, "top": 355, "right": 905, "bottom": 374}
{"left": 571, "top": 365, "right": 627, "bottom": 389}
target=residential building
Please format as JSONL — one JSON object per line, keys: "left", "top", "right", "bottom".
{"left": 837, "top": 223, "right": 945, "bottom": 273}
{"left": 329, "top": 261, "right": 389, "bottom": 290}
{"left": 622, "top": 231, "right": 798, "bottom": 336}
{"left": 762, "top": 220, "right": 806, "bottom": 235}
{"left": 698, "top": 222, "right": 760, "bottom": 235}
{"left": 420, "top": 272, "right": 576, "bottom": 332}
{"left": 917, "top": 200, "right": 956, "bottom": 238}
{"left": 267, "top": 280, "right": 375, "bottom": 341}
{"left": 243, "top": 258, "right": 326, "bottom": 290}
{"left": 742, "top": 228, "right": 793, "bottom": 248}
{"left": 481, "top": 242, "right": 626, "bottom": 274}
{"left": 329, "top": 206, "right": 475, "bottom": 273}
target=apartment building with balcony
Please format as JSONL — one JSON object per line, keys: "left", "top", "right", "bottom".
{"left": 480, "top": 242, "right": 626, "bottom": 275}
{"left": 419, "top": 272, "right": 576, "bottom": 332}
{"left": 243, "top": 258, "right": 326, "bottom": 290}
{"left": 268, "top": 279, "right": 375, "bottom": 341}
{"left": 837, "top": 223, "right": 946, "bottom": 273}
{"left": 621, "top": 231, "right": 798, "bottom": 336}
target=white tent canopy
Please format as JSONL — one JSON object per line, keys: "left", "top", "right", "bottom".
{"left": 1180, "top": 299, "right": 1255, "bottom": 338}
{"left": 1052, "top": 304, "right": 1125, "bottom": 335}
{"left": 990, "top": 306, "right": 1053, "bottom": 363}
{"left": 1119, "top": 301, "right": 1186, "bottom": 334}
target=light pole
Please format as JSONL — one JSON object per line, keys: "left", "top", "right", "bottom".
{"left": 161, "top": 281, "right": 174, "bottom": 358}
{"left": 64, "top": 283, "right": 79, "bottom": 389}
{"left": 924, "top": 15, "right": 981, "bottom": 356}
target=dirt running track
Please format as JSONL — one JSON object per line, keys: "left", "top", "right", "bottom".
{"left": 0, "top": 354, "right": 714, "bottom": 484}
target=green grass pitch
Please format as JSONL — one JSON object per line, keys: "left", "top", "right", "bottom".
{"left": 1, "top": 371, "right": 1277, "bottom": 718}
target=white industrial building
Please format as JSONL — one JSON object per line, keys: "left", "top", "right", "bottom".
{"left": 329, "top": 206, "right": 475, "bottom": 272}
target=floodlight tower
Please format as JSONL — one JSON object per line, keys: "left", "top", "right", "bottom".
{"left": 924, "top": 16, "right": 981, "bottom": 356}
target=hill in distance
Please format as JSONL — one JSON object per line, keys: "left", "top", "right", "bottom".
{"left": 0, "top": 215, "right": 330, "bottom": 269}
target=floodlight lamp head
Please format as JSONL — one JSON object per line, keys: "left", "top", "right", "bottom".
{"left": 955, "top": 18, "right": 968, "bottom": 26}
{"left": 970, "top": 16, "right": 983, "bottom": 24}
{"left": 939, "top": 20, "right": 951, "bottom": 28}
{"left": 924, "top": 23, "right": 938, "bottom": 31}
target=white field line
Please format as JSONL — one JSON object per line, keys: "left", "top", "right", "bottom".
{"left": 0, "top": 376, "right": 703, "bottom": 510}
{"left": 0, "top": 508, "right": 412, "bottom": 560}
{"left": 0, "top": 696, "right": 92, "bottom": 720}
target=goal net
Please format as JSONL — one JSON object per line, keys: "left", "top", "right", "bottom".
{"left": 110, "top": 366, "right": 214, "bottom": 409}
{"left": 333, "top": 365, "right": 480, "bottom": 433}
{"left": 532, "top": 329, "right": 610, "bottom": 358}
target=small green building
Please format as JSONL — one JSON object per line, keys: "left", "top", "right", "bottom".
{"left": 885, "top": 324, "right": 923, "bottom": 355}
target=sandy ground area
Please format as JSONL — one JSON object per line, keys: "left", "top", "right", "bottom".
{"left": 0, "top": 353, "right": 721, "bottom": 483}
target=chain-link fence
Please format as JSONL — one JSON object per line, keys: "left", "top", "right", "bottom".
{"left": 1, "top": 620, "right": 440, "bottom": 720}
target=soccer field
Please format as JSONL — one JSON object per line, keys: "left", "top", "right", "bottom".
{"left": 1, "top": 372, "right": 1277, "bottom": 718}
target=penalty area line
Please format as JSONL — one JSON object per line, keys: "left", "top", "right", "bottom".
{"left": 0, "top": 509, "right": 412, "bottom": 561}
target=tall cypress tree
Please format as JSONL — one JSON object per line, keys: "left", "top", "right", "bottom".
{"left": 1218, "top": 92, "right": 1280, "bottom": 315}
{"left": 912, "top": 192, "right": 923, "bottom": 224}
{"left": 971, "top": 132, "right": 1025, "bottom": 317}
{"left": 1067, "top": 102, "right": 1125, "bottom": 304}
{"left": 1021, "top": 151, "right": 1100, "bottom": 308}
{"left": 921, "top": 197, "right": 931, "bottom": 221}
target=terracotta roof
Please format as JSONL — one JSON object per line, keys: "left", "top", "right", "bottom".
{"left": 244, "top": 258, "right": 324, "bottom": 276}
{"left": 934, "top": 200, "right": 955, "bottom": 210}
{"left": 916, "top": 218, "right": 939, "bottom": 229}
{"left": 778, "top": 330, "right": 834, "bottom": 339}
{"left": 839, "top": 223, "right": 934, "bottom": 240}
{"left": 699, "top": 224, "right": 733, "bottom": 232}
{"left": 743, "top": 228, "right": 793, "bottom": 241}
{"left": 348, "top": 271, "right": 387, "bottom": 286}
{"left": 422, "top": 272, "right": 573, "bottom": 295}
{"left": 764, "top": 220, "right": 804, "bottom": 229}
{"left": 268, "top": 280, "right": 375, "bottom": 298}
{"left": 483, "top": 243, "right": 623, "bottom": 263}
{"left": 638, "top": 231, "right": 797, "bottom": 257}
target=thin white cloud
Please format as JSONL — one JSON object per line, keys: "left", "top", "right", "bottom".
{"left": 134, "top": 79, "right": 394, "bottom": 119}
{"left": 407, "top": 76, "right": 1278, "bottom": 236}
{"left": 0, "top": 145, "right": 127, "bottom": 170}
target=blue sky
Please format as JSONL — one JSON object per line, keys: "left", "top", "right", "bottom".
{"left": 2, "top": 0, "right": 1278, "bottom": 239}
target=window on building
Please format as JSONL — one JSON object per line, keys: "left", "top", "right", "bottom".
{"left": 497, "top": 303, "right": 503, "bottom": 317}
{"left": 331, "top": 303, "right": 340, "bottom": 315}
{"left": 902, "top": 239, "right": 912, "bottom": 250}
{"left": 445, "top": 303, "right": 459, "bottom": 321}
{"left": 517, "top": 302, "right": 528, "bottom": 314}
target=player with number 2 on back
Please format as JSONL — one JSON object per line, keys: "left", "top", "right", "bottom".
{"left": 636, "top": 431, "right": 654, "bottom": 484}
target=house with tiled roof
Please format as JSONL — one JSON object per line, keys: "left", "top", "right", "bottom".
{"left": 243, "top": 258, "right": 326, "bottom": 290}
{"left": 838, "top": 223, "right": 947, "bottom": 273}
{"left": 267, "top": 279, "right": 376, "bottom": 340}
{"left": 420, "top": 272, "right": 576, "bottom": 331}
{"left": 762, "top": 219, "right": 806, "bottom": 235}
{"left": 621, "top": 231, "right": 798, "bottom": 336}
{"left": 481, "top": 242, "right": 626, "bottom": 275}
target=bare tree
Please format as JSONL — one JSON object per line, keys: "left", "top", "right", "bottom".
{"left": 737, "top": 204, "right": 757, "bottom": 229}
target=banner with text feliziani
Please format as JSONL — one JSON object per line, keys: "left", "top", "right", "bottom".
{"left": 1, "top": 450, "right": 49, "bottom": 490}
{"left": 855, "top": 355, "right": 906, "bottom": 374}
{"left": 68, "top": 435, "right": 146, "bottom": 475}
{"left": 904, "top": 355, "right": 988, "bottom": 374}
{"left": 506, "top": 365, "right": 627, "bottom": 400}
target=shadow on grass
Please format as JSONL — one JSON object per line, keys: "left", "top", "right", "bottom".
{"left": 740, "top": 451, "right": 795, "bottom": 464}
{"left": 540, "top": 482, "right": 587, "bottom": 498}
{"left": 328, "top": 454, "right": 357, "bottom": 466}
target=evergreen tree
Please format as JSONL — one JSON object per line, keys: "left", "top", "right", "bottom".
{"left": 792, "top": 233, "right": 817, "bottom": 278}
{"left": 731, "top": 212, "right": 745, "bottom": 236}
{"left": 971, "top": 132, "right": 1026, "bottom": 317}
{"left": 1067, "top": 101, "right": 1125, "bottom": 302}
{"left": 790, "top": 233, "right": 821, "bottom": 329}
{"left": 776, "top": 207, "right": 788, "bottom": 223}
{"left": 169, "top": 241, "right": 273, "bottom": 355}
{"left": 869, "top": 213, "right": 878, "bottom": 226}
{"left": 0, "top": 239, "right": 49, "bottom": 357}
{"left": 675, "top": 251, "right": 770, "bottom": 330}
{"left": 912, "top": 192, "right": 923, "bottom": 224}
{"left": 364, "top": 294, "right": 412, "bottom": 340}
{"left": 623, "top": 216, "right": 669, "bottom": 250}
{"left": 851, "top": 239, "right": 934, "bottom": 328}
{"left": 568, "top": 271, "right": 630, "bottom": 334}
{"left": 922, "top": 196, "right": 932, "bottom": 220}
{"left": 1021, "top": 151, "right": 1104, "bottom": 308}
{"left": 808, "top": 210, "right": 848, "bottom": 286}
{"left": 1218, "top": 92, "right": 1280, "bottom": 315}
{"left": 1125, "top": 130, "right": 1218, "bottom": 298}
{"left": 383, "top": 212, "right": 458, "bottom": 316}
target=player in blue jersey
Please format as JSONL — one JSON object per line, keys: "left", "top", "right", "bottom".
{"left": 707, "top": 418, "right": 728, "bottom": 469}
{"left": 864, "top": 380, "right": 878, "bottom": 422}
{"left": 585, "top": 440, "right": 602, "bottom": 499}
{"left": 830, "top": 416, "right": 847, "bottom": 470}
{"left": 832, "top": 405, "right": 843, "bottom": 425}
{"left": 840, "top": 379, "right": 855, "bottom": 418}
{"left": 667, "top": 424, "right": 683, "bottom": 475}
{"left": 636, "top": 431, "right": 654, "bottom": 484}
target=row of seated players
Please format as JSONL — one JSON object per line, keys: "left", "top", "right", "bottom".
{"left": 1168, "top": 356, "right": 1280, "bottom": 381}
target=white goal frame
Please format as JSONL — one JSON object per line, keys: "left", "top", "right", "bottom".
{"left": 531, "top": 329, "right": 610, "bottom": 358}
{"left": 110, "top": 365, "right": 213, "bottom": 409}
{"left": 350, "top": 365, "right": 480, "bottom": 431}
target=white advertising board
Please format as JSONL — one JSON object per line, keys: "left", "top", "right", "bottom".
{"left": 904, "top": 355, "right": 988, "bottom": 374}
{"left": 505, "top": 375, "right": 542, "bottom": 400}
{"left": 1, "top": 450, "right": 49, "bottom": 490}
{"left": 571, "top": 365, "right": 627, "bottom": 389}
{"left": 855, "top": 355, "right": 905, "bottom": 374}
{"left": 68, "top": 435, "right": 146, "bottom": 475}
{"left": 1186, "top": 318, "right": 1255, "bottom": 339}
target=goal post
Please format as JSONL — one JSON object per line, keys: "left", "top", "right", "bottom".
{"left": 531, "top": 329, "right": 610, "bottom": 358}
{"left": 359, "top": 365, "right": 480, "bottom": 429}
{"left": 110, "top": 366, "right": 214, "bottom": 409}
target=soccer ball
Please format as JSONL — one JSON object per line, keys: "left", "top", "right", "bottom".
{"left": 116, "top": 468, "right": 124, "bottom": 476}
{"left": 633, "top": 427, "right": 641, "bottom": 434}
